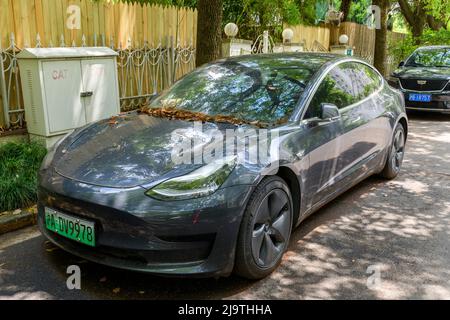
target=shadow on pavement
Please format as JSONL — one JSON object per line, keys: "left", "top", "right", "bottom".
{"left": 1, "top": 115, "right": 450, "bottom": 299}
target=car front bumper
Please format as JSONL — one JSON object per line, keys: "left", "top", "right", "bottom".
{"left": 402, "top": 91, "right": 450, "bottom": 113}
{"left": 37, "top": 168, "right": 254, "bottom": 278}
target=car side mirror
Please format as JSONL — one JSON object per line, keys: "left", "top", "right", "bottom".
{"left": 320, "top": 103, "right": 340, "bottom": 120}
{"left": 398, "top": 61, "right": 405, "bottom": 67}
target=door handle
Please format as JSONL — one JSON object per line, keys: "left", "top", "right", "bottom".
{"left": 80, "top": 91, "right": 93, "bottom": 98}
{"left": 306, "top": 116, "right": 341, "bottom": 127}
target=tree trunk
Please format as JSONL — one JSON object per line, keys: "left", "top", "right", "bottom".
{"left": 397, "top": 0, "right": 427, "bottom": 41}
{"left": 340, "top": 0, "right": 352, "bottom": 22}
{"left": 196, "top": 0, "right": 223, "bottom": 67}
{"left": 411, "top": 20, "right": 425, "bottom": 38}
{"left": 373, "top": 0, "right": 389, "bottom": 76}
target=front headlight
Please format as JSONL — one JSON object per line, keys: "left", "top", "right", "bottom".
{"left": 388, "top": 76, "right": 400, "bottom": 88}
{"left": 40, "top": 132, "right": 72, "bottom": 170}
{"left": 146, "top": 156, "right": 237, "bottom": 201}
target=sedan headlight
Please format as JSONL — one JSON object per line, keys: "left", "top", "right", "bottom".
{"left": 40, "top": 131, "right": 72, "bottom": 170}
{"left": 387, "top": 76, "right": 400, "bottom": 88}
{"left": 146, "top": 156, "right": 237, "bottom": 201}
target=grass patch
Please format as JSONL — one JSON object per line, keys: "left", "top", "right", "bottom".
{"left": 0, "top": 141, "right": 47, "bottom": 212}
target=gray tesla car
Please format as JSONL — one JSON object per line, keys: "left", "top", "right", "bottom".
{"left": 38, "top": 53, "right": 408, "bottom": 279}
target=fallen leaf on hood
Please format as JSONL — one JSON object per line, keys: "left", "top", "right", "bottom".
{"left": 108, "top": 116, "right": 119, "bottom": 126}
{"left": 139, "top": 107, "right": 271, "bottom": 128}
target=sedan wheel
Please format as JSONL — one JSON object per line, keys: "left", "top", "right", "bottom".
{"left": 391, "top": 129, "right": 405, "bottom": 173}
{"left": 235, "top": 176, "right": 293, "bottom": 279}
{"left": 252, "top": 190, "right": 291, "bottom": 268}
{"left": 380, "top": 123, "right": 406, "bottom": 179}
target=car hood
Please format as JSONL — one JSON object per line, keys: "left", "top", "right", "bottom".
{"left": 393, "top": 66, "right": 450, "bottom": 80}
{"left": 54, "top": 113, "right": 231, "bottom": 188}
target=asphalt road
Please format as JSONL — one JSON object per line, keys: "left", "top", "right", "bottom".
{"left": 1, "top": 112, "right": 450, "bottom": 300}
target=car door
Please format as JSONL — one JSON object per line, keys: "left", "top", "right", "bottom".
{"left": 333, "top": 62, "right": 391, "bottom": 186}
{"left": 301, "top": 70, "right": 346, "bottom": 211}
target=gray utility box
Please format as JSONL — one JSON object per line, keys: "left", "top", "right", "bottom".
{"left": 17, "top": 47, "right": 120, "bottom": 148}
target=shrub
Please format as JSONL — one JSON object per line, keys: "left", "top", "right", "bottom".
{"left": 389, "top": 28, "right": 450, "bottom": 65}
{"left": 0, "top": 141, "right": 47, "bottom": 212}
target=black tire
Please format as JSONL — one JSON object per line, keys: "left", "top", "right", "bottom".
{"left": 234, "top": 176, "right": 293, "bottom": 280}
{"left": 380, "top": 123, "right": 406, "bottom": 179}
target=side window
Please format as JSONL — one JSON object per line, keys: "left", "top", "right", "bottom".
{"left": 304, "top": 64, "right": 356, "bottom": 119}
{"left": 351, "top": 63, "right": 382, "bottom": 99}
{"left": 304, "top": 62, "right": 382, "bottom": 119}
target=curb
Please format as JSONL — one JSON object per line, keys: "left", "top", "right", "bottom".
{"left": 0, "top": 208, "right": 37, "bottom": 235}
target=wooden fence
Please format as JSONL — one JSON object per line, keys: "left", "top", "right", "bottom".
{"left": 329, "top": 22, "right": 407, "bottom": 75}
{"left": 1, "top": 1, "right": 409, "bottom": 129}
{"left": 0, "top": 0, "right": 198, "bottom": 129}
{"left": 286, "top": 22, "right": 407, "bottom": 74}
{"left": 286, "top": 24, "right": 331, "bottom": 51}
{"left": 0, "top": 0, "right": 197, "bottom": 49}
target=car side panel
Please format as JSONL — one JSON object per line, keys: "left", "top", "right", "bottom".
{"left": 333, "top": 93, "right": 392, "bottom": 186}
{"left": 304, "top": 121, "right": 344, "bottom": 209}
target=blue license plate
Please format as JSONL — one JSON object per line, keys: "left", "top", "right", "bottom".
{"left": 409, "top": 93, "right": 431, "bottom": 102}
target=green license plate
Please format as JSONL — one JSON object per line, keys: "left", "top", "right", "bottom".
{"left": 45, "top": 208, "right": 96, "bottom": 247}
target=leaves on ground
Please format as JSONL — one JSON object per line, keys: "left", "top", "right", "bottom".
{"left": 112, "top": 287, "right": 121, "bottom": 294}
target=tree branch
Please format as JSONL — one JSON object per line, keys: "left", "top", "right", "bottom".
{"left": 427, "top": 15, "right": 445, "bottom": 31}
{"left": 397, "top": 0, "right": 415, "bottom": 27}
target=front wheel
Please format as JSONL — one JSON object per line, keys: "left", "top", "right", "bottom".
{"left": 380, "top": 123, "right": 406, "bottom": 179}
{"left": 234, "top": 176, "right": 293, "bottom": 280}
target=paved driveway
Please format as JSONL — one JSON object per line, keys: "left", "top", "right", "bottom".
{"left": 1, "top": 112, "right": 450, "bottom": 300}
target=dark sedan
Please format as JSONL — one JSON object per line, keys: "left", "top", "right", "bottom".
{"left": 38, "top": 53, "right": 408, "bottom": 279}
{"left": 388, "top": 45, "right": 450, "bottom": 113}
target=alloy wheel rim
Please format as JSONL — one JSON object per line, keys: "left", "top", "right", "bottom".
{"left": 391, "top": 129, "right": 405, "bottom": 172}
{"left": 251, "top": 189, "right": 291, "bottom": 268}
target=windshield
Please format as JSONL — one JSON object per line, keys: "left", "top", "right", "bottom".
{"left": 149, "top": 56, "right": 323, "bottom": 126}
{"left": 405, "top": 48, "right": 450, "bottom": 67}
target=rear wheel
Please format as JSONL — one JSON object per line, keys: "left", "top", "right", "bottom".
{"left": 380, "top": 123, "right": 406, "bottom": 179}
{"left": 234, "top": 176, "right": 293, "bottom": 280}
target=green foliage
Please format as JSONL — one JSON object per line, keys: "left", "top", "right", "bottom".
{"left": 298, "top": 0, "right": 322, "bottom": 25}
{"left": 0, "top": 141, "right": 47, "bottom": 212}
{"left": 222, "top": 0, "right": 301, "bottom": 41}
{"left": 389, "top": 28, "right": 450, "bottom": 64}
{"left": 424, "top": 0, "right": 450, "bottom": 25}
{"left": 346, "top": 0, "right": 371, "bottom": 24}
